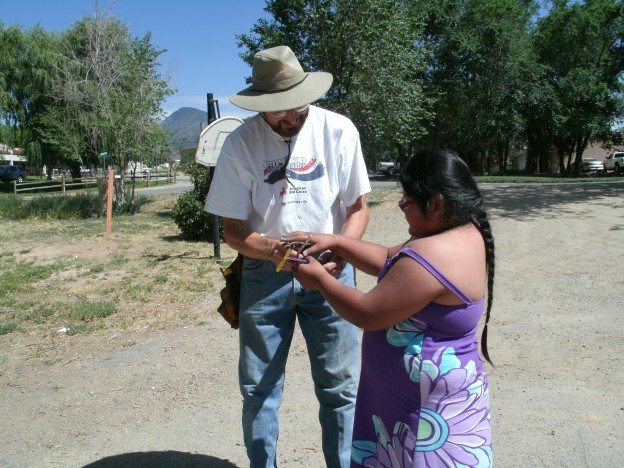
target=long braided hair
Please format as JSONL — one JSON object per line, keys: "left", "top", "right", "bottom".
{"left": 398, "top": 148, "right": 495, "bottom": 365}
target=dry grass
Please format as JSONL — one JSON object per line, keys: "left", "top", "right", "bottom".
{"left": 0, "top": 189, "right": 399, "bottom": 339}
{"left": 0, "top": 194, "right": 238, "bottom": 337}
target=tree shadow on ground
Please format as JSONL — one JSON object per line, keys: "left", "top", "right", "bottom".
{"left": 480, "top": 182, "right": 622, "bottom": 222}
{"left": 83, "top": 450, "right": 238, "bottom": 467}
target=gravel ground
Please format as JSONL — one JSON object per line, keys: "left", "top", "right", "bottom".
{"left": 1, "top": 182, "right": 623, "bottom": 467}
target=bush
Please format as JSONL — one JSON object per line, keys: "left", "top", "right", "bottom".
{"left": 171, "top": 190, "right": 218, "bottom": 241}
{"left": 113, "top": 194, "right": 151, "bottom": 215}
{"left": 0, "top": 195, "right": 25, "bottom": 218}
{"left": 172, "top": 162, "right": 220, "bottom": 241}
{"left": 0, "top": 192, "right": 150, "bottom": 220}
{"left": 31, "top": 193, "right": 102, "bottom": 219}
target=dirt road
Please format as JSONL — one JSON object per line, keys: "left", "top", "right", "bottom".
{"left": 1, "top": 182, "right": 623, "bottom": 467}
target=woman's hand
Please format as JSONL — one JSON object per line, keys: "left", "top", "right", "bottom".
{"left": 282, "top": 231, "right": 338, "bottom": 256}
{"left": 283, "top": 231, "right": 343, "bottom": 276}
{"left": 291, "top": 255, "right": 331, "bottom": 290}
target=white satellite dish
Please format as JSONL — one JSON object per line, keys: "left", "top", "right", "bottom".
{"left": 195, "top": 116, "right": 244, "bottom": 167}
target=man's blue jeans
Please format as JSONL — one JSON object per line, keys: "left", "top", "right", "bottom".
{"left": 238, "top": 257, "right": 360, "bottom": 468}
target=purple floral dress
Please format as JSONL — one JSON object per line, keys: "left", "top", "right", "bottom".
{"left": 351, "top": 248, "right": 492, "bottom": 467}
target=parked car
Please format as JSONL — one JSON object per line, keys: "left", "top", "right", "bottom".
{"left": 580, "top": 157, "right": 604, "bottom": 173}
{"left": 604, "top": 151, "right": 624, "bottom": 172}
{"left": 0, "top": 164, "right": 27, "bottom": 183}
{"left": 376, "top": 161, "right": 399, "bottom": 176}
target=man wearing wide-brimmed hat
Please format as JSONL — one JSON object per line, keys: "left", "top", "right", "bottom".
{"left": 205, "top": 45, "right": 371, "bottom": 467}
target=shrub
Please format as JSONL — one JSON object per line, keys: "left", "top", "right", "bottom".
{"left": 0, "top": 192, "right": 150, "bottom": 220}
{"left": 172, "top": 190, "right": 217, "bottom": 241}
{"left": 0, "top": 195, "right": 25, "bottom": 218}
{"left": 113, "top": 194, "right": 151, "bottom": 215}
{"left": 171, "top": 162, "right": 220, "bottom": 241}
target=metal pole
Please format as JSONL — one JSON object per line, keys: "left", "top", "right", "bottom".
{"left": 207, "top": 93, "right": 221, "bottom": 259}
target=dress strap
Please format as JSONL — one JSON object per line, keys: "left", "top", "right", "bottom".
{"left": 398, "top": 247, "right": 474, "bottom": 305}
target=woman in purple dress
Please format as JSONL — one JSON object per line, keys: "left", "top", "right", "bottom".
{"left": 285, "top": 148, "right": 494, "bottom": 467}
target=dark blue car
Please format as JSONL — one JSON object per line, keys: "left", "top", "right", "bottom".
{"left": 0, "top": 164, "right": 27, "bottom": 183}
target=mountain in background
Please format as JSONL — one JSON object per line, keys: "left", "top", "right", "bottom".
{"left": 161, "top": 107, "right": 207, "bottom": 150}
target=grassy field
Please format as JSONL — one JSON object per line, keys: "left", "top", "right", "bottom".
{"left": 0, "top": 193, "right": 233, "bottom": 337}
{"left": 0, "top": 189, "right": 398, "bottom": 339}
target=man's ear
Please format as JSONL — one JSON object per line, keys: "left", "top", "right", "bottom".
{"left": 426, "top": 194, "right": 445, "bottom": 218}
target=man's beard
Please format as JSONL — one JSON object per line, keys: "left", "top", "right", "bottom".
{"left": 264, "top": 112, "right": 309, "bottom": 138}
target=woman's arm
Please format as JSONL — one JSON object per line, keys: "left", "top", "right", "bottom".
{"left": 293, "top": 252, "right": 445, "bottom": 330}
{"left": 285, "top": 232, "right": 391, "bottom": 276}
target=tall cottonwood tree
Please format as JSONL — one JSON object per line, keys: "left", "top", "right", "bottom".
{"left": 0, "top": 24, "right": 62, "bottom": 173}
{"left": 237, "top": 0, "right": 432, "bottom": 167}
{"left": 533, "top": 0, "right": 624, "bottom": 176}
{"left": 413, "top": 0, "right": 539, "bottom": 174}
{"left": 44, "top": 8, "right": 173, "bottom": 203}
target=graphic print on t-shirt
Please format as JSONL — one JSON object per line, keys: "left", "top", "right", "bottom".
{"left": 263, "top": 155, "right": 325, "bottom": 185}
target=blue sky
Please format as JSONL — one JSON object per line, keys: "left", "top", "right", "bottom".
{"left": 1, "top": 0, "right": 270, "bottom": 119}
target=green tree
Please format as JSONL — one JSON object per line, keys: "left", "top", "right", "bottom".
{"left": 42, "top": 8, "right": 174, "bottom": 202}
{"left": 414, "top": 0, "right": 539, "bottom": 174}
{"left": 0, "top": 23, "right": 60, "bottom": 174}
{"left": 534, "top": 0, "right": 624, "bottom": 176}
{"left": 237, "top": 0, "right": 432, "bottom": 167}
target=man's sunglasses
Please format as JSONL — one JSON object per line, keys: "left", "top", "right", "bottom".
{"left": 265, "top": 105, "right": 309, "bottom": 119}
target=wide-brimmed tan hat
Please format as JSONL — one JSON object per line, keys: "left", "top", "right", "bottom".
{"left": 229, "top": 46, "right": 333, "bottom": 112}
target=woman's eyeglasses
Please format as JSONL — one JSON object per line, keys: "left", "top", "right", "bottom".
{"left": 266, "top": 105, "right": 309, "bottom": 119}
{"left": 398, "top": 198, "right": 418, "bottom": 212}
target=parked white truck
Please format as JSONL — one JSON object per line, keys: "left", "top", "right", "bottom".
{"left": 604, "top": 151, "right": 624, "bottom": 172}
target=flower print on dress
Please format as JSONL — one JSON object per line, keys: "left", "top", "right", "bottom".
{"left": 353, "top": 347, "right": 492, "bottom": 467}
{"left": 415, "top": 347, "right": 492, "bottom": 467}
{"left": 352, "top": 415, "right": 417, "bottom": 468}
{"left": 386, "top": 319, "right": 425, "bottom": 382}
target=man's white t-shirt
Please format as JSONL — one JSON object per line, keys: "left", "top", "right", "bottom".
{"left": 204, "top": 106, "right": 371, "bottom": 239}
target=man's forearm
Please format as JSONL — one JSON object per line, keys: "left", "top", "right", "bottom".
{"left": 341, "top": 195, "right": 369, "bottom": 240}
{"left": 223, "top": 218, "right": 280, "bottom": 261}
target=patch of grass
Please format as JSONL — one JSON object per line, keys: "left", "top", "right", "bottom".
{"left": 67, "top": 301, "right": 117, "bottom": 321}
{"left": 89, "top": 264, "right": 105, "bottom": 274}
{"left": 64, "top": 324, "right": 100, "bottom": 335}
{"left": 155, "top": 274, "right": 168, "bottom": 284}
{"left": 0, "top": 322, "right": 18, "bottom": 335}
{"left": 24, "top": 305, "right": 58, "bottom": 324}
{"left": 15, "top": 299, "right": 36, "bottom": 310}
{"left": 0, "top": 191, "right": 153, "bottom": 220}
{"left": 108, "top": 254, "right": 128, "bottom": 267}
{"left": 0, "top": 259, "right": 67, "bottom": 298}
{"left": 181, "top": 280, "right": 209, "bottom": 293}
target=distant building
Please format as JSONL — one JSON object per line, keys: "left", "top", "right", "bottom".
{"left": 0, "top": 144, "right": 27, "bottom": 165}
{"left": 581, "top": 142, "right": 623, "bottom": 161}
